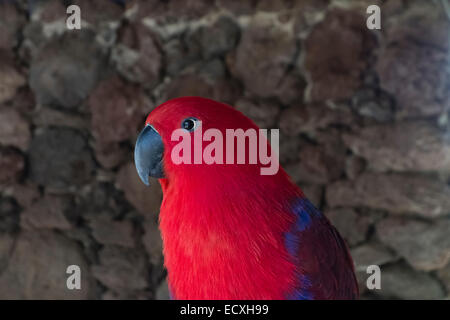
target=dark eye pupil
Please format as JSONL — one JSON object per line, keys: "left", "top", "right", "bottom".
{"left": 182, "top": 118, "right": 196, "bottom": 131}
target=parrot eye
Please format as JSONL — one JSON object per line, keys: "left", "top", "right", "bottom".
{"left": 181, "top": 117, "right": 199, "bottom": 132}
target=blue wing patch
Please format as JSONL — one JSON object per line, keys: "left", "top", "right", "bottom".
{"left": 284, "top": 197, "right": 321, "bottom": 256}
{"left": 283, "top": 197, "right": 322, "bottom": 300}
{"left": 286, "top": 274, "right": 313, "bottom": 300}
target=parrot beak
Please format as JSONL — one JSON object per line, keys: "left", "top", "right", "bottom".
{"left": 134, "top": 124, "right": 165, "bottom": 186}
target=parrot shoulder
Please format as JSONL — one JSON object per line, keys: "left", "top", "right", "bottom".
{"left": 284, "top": 197, "right": 359, "bottom": 300}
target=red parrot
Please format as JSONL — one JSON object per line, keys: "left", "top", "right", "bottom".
{"left": 134, "top": 96, "right": 358, "bottom": 300}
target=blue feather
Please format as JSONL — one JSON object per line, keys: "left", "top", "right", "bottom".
{"left": 283, "top": 198, "right": 322, "bottom": 300}
{"left": 284, "top": 197, "right": 321, "bottom": 255}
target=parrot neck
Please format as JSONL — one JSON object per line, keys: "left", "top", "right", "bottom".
{"left": 158, "top": 169, "right": 303, "bottom": 299}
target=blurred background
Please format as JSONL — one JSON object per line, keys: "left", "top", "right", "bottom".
{"left": 0, "top": 0, "right": 449, "bottom": 299}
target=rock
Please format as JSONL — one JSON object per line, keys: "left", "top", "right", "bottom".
{"left": 0, "top": 233, "right": 14, "bottom": 272}
{"left": 0, "top": 51, "right": 26, "bottom": 104}
{"left": 89, "top": 76, "right": 150, "bottom": 144}
{"left": 20, "top": 194, "right": 72, "bottom": 230}
{"left": 7, "top": 183, "right": 40, "bottom": 208}
{"left": 19, "top": 22, "right": 44, "bottom": 62}
{"left": 377, "top": 217, "right": 450, "bottom": 271}
{"left": 93, "top": 141, "right": 128, "bottom": 170}
{"left": 127, "top": 0, "right": 216, "bottom": 35}
{"left": 0, "top": 148, "right": 25, "bottom": 185}
{"left": 351, "top": 243, "right": 397, "bottom": 271}
{"left": 378, "top": 264, "right": 444, "bottom": 299}
{"left": 274, "top": 73, "right": 307, "bottom": 105}
{"left": 234, "top": 98, "right": 280, "bottom": 128}
{"left": 142, "top": 219, "right": 163, "bottom": 266}
{"left": 326, "top": 173, "right": 450, "bottom": 218}
{"left": 96, "top": 170, "right": 122, "bottom": 184}
{"left": 6, "top": 87, "right": 36, "bottom": 114}
{"left": 155, "top": 279, "right": 170, "bottom": 300}
{"left": 102, "top": 289, "right": 152, "bottom": 300}
{"left": 89, "top": 215, "right": 135, "bottom": 248}
{"left": 351, "top": 241, "right": 397, "bottom": 295}
{"left": 164, "top": 60, "right": 240, "bottom": 105}
{"left": 278, "top": 134, "right": 305, "bottom": 165}
{"left": 29, "top": 0, "right": 66, "bottom": 23}
{"left": 299, "top": 184, "right": 323, "bottom": 208}
{"left": 292, "top": 0, "right": 331, "bottom": 34}
{"left": 0, "top": 197, "right": 20, "bottom": 233}
{"left": 376, "top": 41, "right": 448, "bottom": 118}
{"left": 162, "top": 37, "right": 198, "bottom": 76}
{"left": 76, "top": 181, "right": 130, "bottom": 221}
{"left": 112, "top": 22, "right": 162, "bottom": 87}
{"left": 124, "top": 0, "right": 165, "bottom": 21}
{"left": 0, "top": 231, "right": 94, "bottom": 299}
{"left": 437, "top": 263, "right": 450, "bottom": 293}
{"left": 285, "top": 147, "right": 339, "bottom": 184}
{"left": 324, "top": 208, "right": 372, "bottom": 247}
{"left": 345, "top": 155, "right": 366, "bottom": 180}
{"left": 256, "top": 0, "right": 319, "bottom": 13}
{"left": 165, "top": 0, "right": 216, "bottom": 21}
{"left": 343, "top": 121, "right": 450, "bottom": 173}
{"left": 0, "top": 108, "right": 31, "bottom": 151}
{"left": 131, "top": 0, "right": 214, "bottom": 24}
{"left": 173, "top": 30, "right": 200, "bottom": 66}
{"left": 286, "top": 136, "right": 346, "bottom": 184}
{"left": 216, "top": 0, "right": 258, "bottom": 15}
{"left": 190, "top": 16, "right": 240, "bottom": 60}
{"left": 304, "top": 8, "right": 375, "bottom": 101}
{"left": 227, "top": 17, "right": 302, "bottom": 103}
{"left": 29, "top": 30, "right": 107, "bottom": 109}
{"left": 32, "top": 106, "right": 88, "bottom": 131}
{"left": 279, "top": 103, "right": 354, "bottom": 136}
{"left": 29, "top": 128, "right": 94, "bottom": 189}
{"left": 116, "top": 162, "right": 163, "bottom": 217}
{"left": 351, "top": 88, "right": 394, "bottom": 122}
{"left": 65, "top": 226, "right": 94, "bottom": 248}
{"left": 72, "top": 0, "right": 124, "bottom": 25}
{"left": 164, "top": 18, "right": 236, "bottom": 77}
{"left": 64, "top": 226, "right": 98, "bottom": 264}
{"left": 382, "top": 1, "right": 449, "bottom": 51}
{"left": 0, "top": 2, "right": 25, "bottom": 50}
{"left": 92, "top": 246, "right": 148, "bottom": 292}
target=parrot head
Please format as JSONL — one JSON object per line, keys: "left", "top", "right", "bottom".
{"left": 134, "top": 96, "right": 278, "bottom": 187}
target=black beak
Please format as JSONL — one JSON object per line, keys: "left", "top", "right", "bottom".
{"left": 134, "top": 125, "right": 165, "bottom": 186}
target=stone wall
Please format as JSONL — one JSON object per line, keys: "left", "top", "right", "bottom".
{"left": 0, "top": 0, "right": 449, "bottom": 299}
